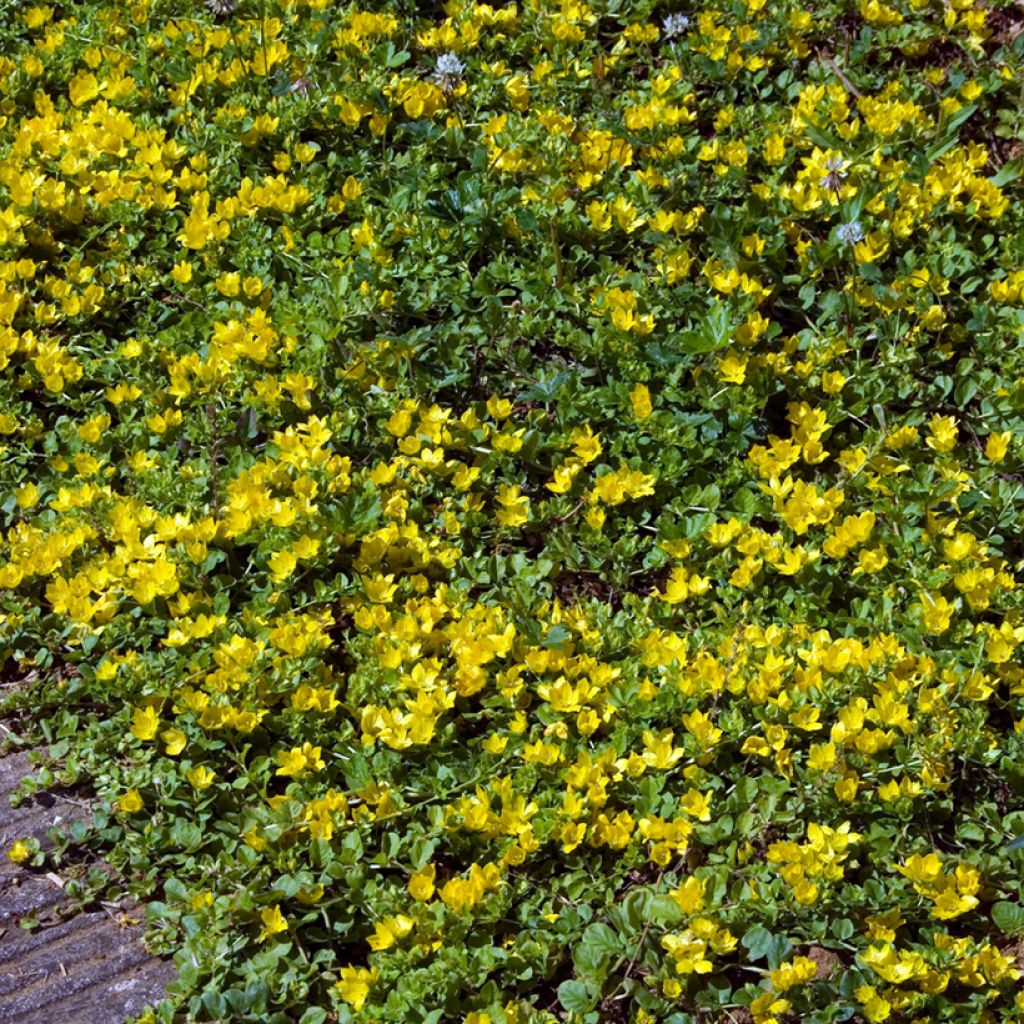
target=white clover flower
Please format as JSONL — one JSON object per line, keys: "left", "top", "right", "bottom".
{"left": 433, "top": 52, "right": 467, "bottom": 92}
{"left": 820, "top": 155, "right": 847, "bottom": 191}
{"left": 205, "top": 0, "right": 237, "bottom": 15}
{"left": 663, "top": 13, "right": 690, "bottom": 39}
{"left": 290, "top": 69, "right": 314, "bottom": 96}
{"left": 837, "top": 221, "right": 865, "bottom": 246}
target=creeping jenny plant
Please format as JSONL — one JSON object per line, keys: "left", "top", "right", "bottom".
{"left": 2, "top": 1, "right": 1024, "bottom": 1023}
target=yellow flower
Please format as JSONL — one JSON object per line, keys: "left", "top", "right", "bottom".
{"left": 7, "top": 839, "right": 31, "bottom": 864}
{"left": 770, "top": 956, "right": 818, "bottom": 991}
{"left": 586, "top": 199, "right": 612, "bottom": 232}
{"left": 678, "top": 788, "right": 712, "bottom": 821}
{"left": 856, "top": 985, "right": 891, "bottom": 1023}
{"left": 162, "top": 728, "right": 187, "bottom": 756}
{"left": 130, "top": 706, "right": 159, "bottom": 741}
{"left": 806, "top": 742, "right": 836, "bottom": 772}
{"left": 718, "top": 349, "right": 748, "bottom": 385}
{"left": 178, "top": 192, "right": 229, "bottom": 250}
{"left": 215, "top": 271, "right": 239, "bottom": 297}
{"left": 629, "top": 383, "right": 652, "bottom": 419}
{"left": 547, "top": 462, "right": 581, "bottom": 494}
{"left": 69, "top": 71, "right": 101, "bottom": 107}
{"left": 171, "top": 261, "right": 193, "bottom": 284}
{"left": 896, "top": 852, "right": 943, "bottom": 887}
{"left": 559, "top": 822, "right": 586, "bottom": 852}
{"left": 682, "top": 709, "right": 722, "bottom": 749}
{"left": 853, "top": 545, "right": 888, "bottom": 575}
{"left": 486, "top": 395, "right": 512, "bottom": 419}
{"left": 408, "top": 863, "right": 436, "bottom": 901}
{"left": 275, "top": 743, "right": 325, "bottom": 778}
{"left": 662, "top": 930, "right": 713, "bottom": 974}
{"left": 571, "top": 425, "right": 602, "bottom": 464}
{"left": 244, "top": 827, "right": 267, "bottom": 852}
{"left": 258, "top": 904, "right": 288, "bottom": 942}
{"left": 930, "top": 883, "right": 977, "bottom": 917}
{"left": 764, "top": 132, "right": 786, "bottom": 164}
{"left": 925, "top": 414, "right": 958, "bottom": 454}
{"left": 741, "top": 233, "right": 765, "bottom": 257}
{"left": 336, "top": 966, "right": 378, "bottom": 1009}
{"left": 268, "top": 549, "right": 298, "bottom": 581}
{"left": 921, "top": 304, "right": 946, "bottom": 331}
{"left": 482, "top": 733, "right": 509, "bottom": 754}
{"left": 885, "top": 425, "right": 918, "bottom": 450}
{"left": 853, "top": 231, "right": 889, "bottom": 265}
{"left": 15, "top": 482, "right": 39, "bottom": 509}
{"left": 834, "top": 773, "right": 860, "bottom": 802}
{"left": 984, "top": 431, "right": 1011, "bottom": 462}
{"left": 671, "top": 876, "right": 705, "bottom": 914}
{"left": 916, "top": 591, "right": 954, "bottom": 634}
{"left": 821, "top": 371, "right": 847, "bottom": 395}
{"left": 792, "top": 878, "right": 819, "bottom": 905}
{"left": 186, "top": 765, "right": 215, "bottom": 790}
{"left": 368, "top": 914, "right": 414, "bottom": 951}
{"left": 496, "top": 485, "right": 530, "bottom": 528}
{"left": 117, "top": 789, "right": 144, "bottom": 813}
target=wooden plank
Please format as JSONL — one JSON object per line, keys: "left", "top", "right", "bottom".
{"left": 0, "top": 751, "right": 176, "bottom": 1024}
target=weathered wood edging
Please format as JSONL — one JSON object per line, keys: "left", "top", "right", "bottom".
{"left": 0, "top": 750, "right": 175, "bottom": 1024}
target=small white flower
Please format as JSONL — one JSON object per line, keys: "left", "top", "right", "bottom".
{"left": 837, "top": 221, "right": 865, "bottom": 246}
{"left": 205, "top": 0, "right": 237, "bottom": 15}
{"left": 663, "top": 13, "right": 690, "bottom": 39}
{"left": 432, "top": 52, "right": 467, "bottom": 92}
{"left": 290, "top": 69, "right": 314, "bottom": 95}
{"left": 821, "top": 155, "right": 848, "bottom": 191}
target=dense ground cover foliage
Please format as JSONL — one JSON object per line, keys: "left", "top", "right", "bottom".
{"left": 2, "top": 0, "right": 1024, "bottom": 1021}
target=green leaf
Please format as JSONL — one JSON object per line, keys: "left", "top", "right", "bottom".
{"left": 383, "top": 42, "right": 410, "bottom": 67}
{"left": 676, "top": 302, "right": 732, "bottom": 354}
{"left": 558, "top": 980, "right": 596, "bottom": 1014}
{"left": 343, "top": 752, "right": 372, "bottom": 791}
{"left": 993, "top": 902, "right": 1024, "bottom": 936}
{"left": 731, "top": 486, "right": 757, "bottom": 516}
{"left": 542, "top": 624, "right": 572, "bottom": 649}
{"left": 584, "top": 922, "right": 618, "bottom": 953}
{"left": 943, "top": 103, "right": 978, "bottom": 134}
{"left": 573, "top": 943, "right": 606, "bottom": 977}
{"left": 803, "top": 120, "right": 840, "bottom": 150}
{"left": 170, "top": 821, "right": 203, "bottom": 851}
{"left": 992, "top": 160, "right": 1022, "bottom": 188}
{"left": 741, "top": 925, "right": 793, "bottom": 968}
{"left": 649, "top": 894, "right": 684, "bottom": 925}
{"left": 924, "top": 106, "right": 979, "bottom": 164}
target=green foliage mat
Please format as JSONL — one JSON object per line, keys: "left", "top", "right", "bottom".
{"left": 2, "top": 0, "right": 1024, "bottom": 1022}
